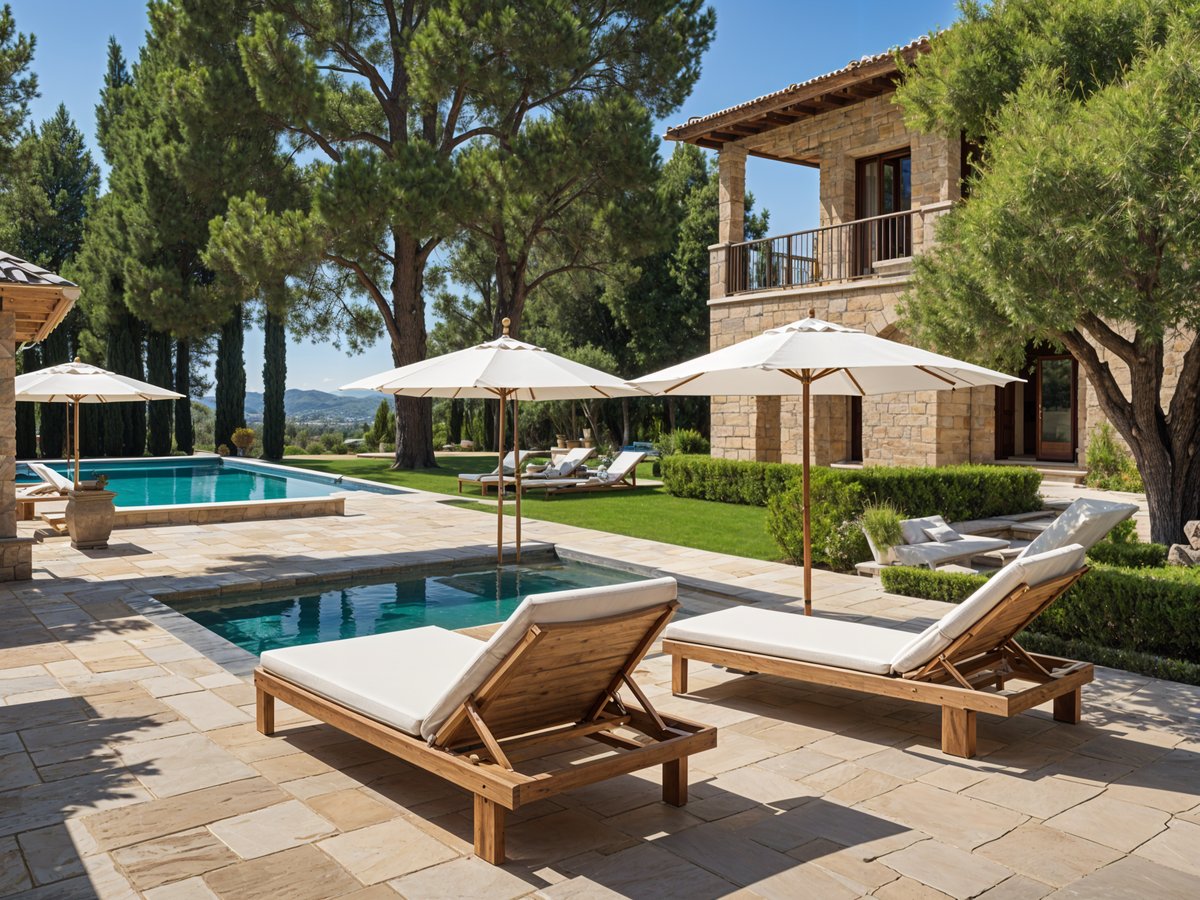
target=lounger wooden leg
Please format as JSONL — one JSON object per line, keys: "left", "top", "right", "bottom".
{"left": 662, "top": 758, "right": 687, "bottom": 806}
{"left": 941, "top": 707, "right": 976, "bottom": 758}
{"left": 672, "top": 654, "right": 688, "bottom": 695}
{"left": 256, "top": 687, "right": 275, "bottom": 736}
{"left": 473, "top": 795, "right": 505, "bottom": 864}
{"left": 1053, "top": 687, "right": 1082, "bottom": 724}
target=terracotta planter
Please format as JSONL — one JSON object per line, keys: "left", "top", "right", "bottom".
{"left": 66, "top": 489, "right": 117, "bottom": 550}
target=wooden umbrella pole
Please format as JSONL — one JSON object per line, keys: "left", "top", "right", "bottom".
{"left": 802, "top": 373, "right": 812, "bottom": 615}
{"left": 73, "top": 398, "right": 81, "bottom": 488}
{"left": 496, "top": 389, "right": 506, "bottom": 565}
{"left": 513, "top": 396, "right": 522, "bottom": 563}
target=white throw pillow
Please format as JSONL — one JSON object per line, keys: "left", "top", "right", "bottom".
{"left": 924, "top": 523, "right": 962, "bottom": 543}
{"left": 901, "top": 515, "right": 947, "bottom": 545}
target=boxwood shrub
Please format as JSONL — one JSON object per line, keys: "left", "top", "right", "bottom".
{"left": 880, "top": 563, "right": 1200, "bottom": 680}
{"left": 661, "top": 455, "right": 1042, "bottom": 520}
{"left": 1087, "top": 541, "right": 1168, "bottom": 569}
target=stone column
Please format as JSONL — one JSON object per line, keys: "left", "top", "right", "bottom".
{"left": 0, "top": 311, "right": 33, "bottom": 581}
{"left": 717, "top": 145, "right": 747, "bottom": 245}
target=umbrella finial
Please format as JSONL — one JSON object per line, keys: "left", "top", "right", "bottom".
{"left": 808, "top": 309, "right": 815, "bottom": 318}
{"left": 502, "top": 317, "right": 511, "bottom": 336}
{"left": 74, "top": 356, "right": 81, "bottom": 363}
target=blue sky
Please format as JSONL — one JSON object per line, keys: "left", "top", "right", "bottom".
{"left": 13, "top": 0, "right": 959, "bottom": 391}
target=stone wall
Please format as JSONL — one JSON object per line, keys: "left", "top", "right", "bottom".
{"left": 0, "top": 310, "right": 32, "bottom": 581}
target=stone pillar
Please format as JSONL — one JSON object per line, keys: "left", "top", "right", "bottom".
{"left": 754, "top": 396, "right": 781, "bottom": 463}
{"left": 717, "top": 145, "right": 746, "bottom": 244}
{"left": 0, "top": 311, "right": 34, "bottom": 581}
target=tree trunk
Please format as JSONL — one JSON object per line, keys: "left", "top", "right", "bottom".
{"left": 174, "top": 340, "right": 194, "bottom": 455}
{"left": 389, "top": 233, "right": 436, "bottom": 469}
{"left": 146, "top": 330, "right": 174, "bottom": 457}
{"left": 215, "top": 306, "right": 246, "bottom": 452}
{"left": 622, "top": 398, "right": 631, "bottom": 447}
{"left": 666, "top": 397, "right": 676, "bottom": 433}
{"left": 448, "top": 398, "right": 464, "bottom": 445}
{"left": 261, "top": 311, "right": 286, "bottom": 460}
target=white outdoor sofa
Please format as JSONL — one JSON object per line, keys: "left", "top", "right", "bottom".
{"left": 885, "top": 515, "right": 1011, "bottom": 569}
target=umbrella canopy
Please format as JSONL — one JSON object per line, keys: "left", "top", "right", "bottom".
{"left": 343, "top": 320, "right": 643, "bottom": 562}
{"left": 630, "top": 314, "right": 1021, "bottom": 613}
{"left": 16, "top": 359, "right": 183, "bottom": 486}
{"left": 16, "top": 359, "right": 185, "bottom": 403}
{"left": 631, "top": 316, "right": 1019, "bottom": 396}
{"left": 342, "top": 334, "right": 642, "bottom": 401}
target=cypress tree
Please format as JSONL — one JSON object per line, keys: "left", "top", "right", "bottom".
{"left": 261, "top": 309, "right": 286, "bottom": 460}
{"left": 100, "top": 306, "right": 145, "bottom": 456}
{"left": 448, "top": 398, "right": 464, "bottom": 446}
{"left": 37, "top": 330, "right": 68, "bottom": 458}
{"left": 174, "top": 339, "right": 193, "bottom": 454}
{"left": 146, "top": 330, "right": 173, "bottom": 456}
{"left": 15, "top": 348, "right": 37, "bottom": 459}
{"left": 214, "top": 306, "right": 245, "bottom": 451}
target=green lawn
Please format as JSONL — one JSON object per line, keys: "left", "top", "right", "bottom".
{"left": 284, "top": 455, "right": 779, "bottom": 561}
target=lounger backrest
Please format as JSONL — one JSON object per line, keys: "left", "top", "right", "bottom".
{"left": 1016, "top": 498, "right": 1137, "bottom": 559}
{"left": 598, "top": 451, "right": 644, "bottom": 482}
{"left": 28, "top": 463, "right": 73, "bottom": 492}
{"left": 889, "top": 544, "right": 1086, "bottom": 674}
{"left": 421, "top": 577, "right": 678, "bottom": 743}
{"left": 551, "top": 446, "right": 594, "bottom": 476}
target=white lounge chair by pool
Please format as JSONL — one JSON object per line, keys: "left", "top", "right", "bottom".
{"left": 456, "top": 450, "right": 534, "bottom": 494}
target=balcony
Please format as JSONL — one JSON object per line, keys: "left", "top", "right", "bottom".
{"left": 726, "top": 208, "right": 919, "bottom": 295}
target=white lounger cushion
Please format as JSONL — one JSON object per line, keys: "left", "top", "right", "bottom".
{"left": 420, "top": 576, "right": 677, "bottom": 740}
{"left": 664, "top": 607, "right": 913, "bottom": 675}
{"left": 664, "top": 545, "right": 1086, "bottom": 679}
{"left": 893, "top": 536, "right": 1008, "bottom": 568}
{"left": 460, "top": 451, "right": 530, "bottom": 482}
{"left": 1016, "top": 498, "right": 1137, "bottom": 559}
{"left": 28, "top": 463, "right": 73, "bottom": 492}
{"left": 260, "top": 627, "right": 483, "bottom": 737}
{"left": 890, "top": 544, "right": 1086, "bottom": 673}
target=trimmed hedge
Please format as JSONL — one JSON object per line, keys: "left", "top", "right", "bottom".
{"left": 1087, "top": 541, "right": 1168, "bottom": 569}
{"left": 880, "top": 563, "right": 1200, "bottom": 679}
{"left": 661, "top": 455, "right": 1042, "bottom": 520}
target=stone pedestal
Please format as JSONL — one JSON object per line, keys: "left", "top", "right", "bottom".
{"left": 65, "top": 489, "right": 116, "bottom": 550}
{"left": 0, "top": 537, "right": 33, "bottom": 581}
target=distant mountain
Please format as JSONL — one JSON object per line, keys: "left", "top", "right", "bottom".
{"left": 196, "top": 389, "right": 383, "bottom": 425}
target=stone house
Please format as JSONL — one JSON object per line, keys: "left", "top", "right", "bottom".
{"left": 667, "top": 38, "right": 1122, "bottom": 473}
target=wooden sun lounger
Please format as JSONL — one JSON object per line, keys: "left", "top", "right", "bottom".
{"left": 255, "top": 592, "right": 716, "bottom": 864}
{"left": 666, "top": 566, "right": 1091, "bottom": 759}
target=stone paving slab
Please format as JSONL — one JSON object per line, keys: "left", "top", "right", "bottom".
{"left": 0, "top": 488, "right": 1197, "bottom": 897}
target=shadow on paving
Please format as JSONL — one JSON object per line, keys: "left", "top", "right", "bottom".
{"left": 0, "top": 696, "right": 162, "bottom": 895}
{"left": 258, "top": 718, "right": 911, "bottom": 894}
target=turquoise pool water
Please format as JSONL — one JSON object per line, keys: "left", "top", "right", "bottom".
{"left": 170, "top": 560, "right": 645, "bottom": 655}
{"left": 15, "top": 458, "right": 395, "bottom": 507}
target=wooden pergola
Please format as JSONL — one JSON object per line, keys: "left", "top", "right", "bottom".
{"left": 0, "top": 251, "right": 80, "bottom": 344}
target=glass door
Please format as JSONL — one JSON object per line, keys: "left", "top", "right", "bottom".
{"left": 1036, "top": 356, "right": 1076, "bottom": 461}
{"left": 854, "top": 149, "right": 911, "bottom": 275}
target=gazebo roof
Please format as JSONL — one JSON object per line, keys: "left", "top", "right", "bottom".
{"left": 0, "top": 250, "right": 80, "bottom": 344}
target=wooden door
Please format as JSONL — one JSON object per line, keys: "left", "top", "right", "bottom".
{"left": 994, "top": 383, "right": 1016, "bottom": 459}
{"left": 1036, "top": 355, "right": 1076, "bottom": 461}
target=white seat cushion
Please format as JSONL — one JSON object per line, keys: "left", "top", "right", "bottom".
{"left": 664, "top": 607, "right": 915, "bottom": 676}
{"left": 894, "top": 536, "right": 1009, "bottom": 567}
{"left": 1017, "top": 498, "right": 1138, "bottom": 559}
{"left": 890, "top": 544, "right": 1087, "bottom": 673}
{"left": 260, "top": 627, "right": 483, "bottom": 737}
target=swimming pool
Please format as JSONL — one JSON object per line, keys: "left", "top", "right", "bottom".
{"left": 169, "top": 560, "right": 646, "bottom": 655}
{"left": 16, "top": 457, "right": 397, "bottom": 508}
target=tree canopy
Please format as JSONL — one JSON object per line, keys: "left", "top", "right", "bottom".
{"left": 896, "top": 0, "right": 1200, "bottom": 543}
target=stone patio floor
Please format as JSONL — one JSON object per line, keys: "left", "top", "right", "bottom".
{"left": 1, "top": 486, "right": 1198, "bottom": 899}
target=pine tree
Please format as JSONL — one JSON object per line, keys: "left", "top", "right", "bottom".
{"left": 261, "top": 308, "right": 286, "bottom": 459}
{"left": 174, "top": 339, "right": 193, "bottom": 454}
{"left": 146, "top": 330, "right": 173, "bottom": 456}
{"left": 0, "top": 4, "right": 36, "bottom": 177}
{"left": 214, "top": 306, "right": 245, "bottom": 451}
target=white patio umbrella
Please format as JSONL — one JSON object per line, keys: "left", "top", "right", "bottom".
{"left": 631, "top": 313, "right": 1021, "bottom": 613}
{"left": 16, "top": 358, "right": 184, "bottom": 487}
{"left": 342, "top": 319, "right": 644, "bottom": 563}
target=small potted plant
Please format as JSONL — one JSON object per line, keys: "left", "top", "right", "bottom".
{"left": 66, "top": 473, "right": 116, "bottom": 550}
{"left": 861, "top": 502, "right": 904, "bottom": 565}
{"left": 231, "top": 427, "right": 256, "bottom": 457}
